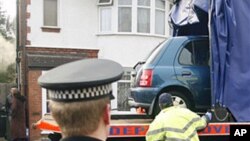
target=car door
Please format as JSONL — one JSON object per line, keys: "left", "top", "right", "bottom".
{"left": 174, "top": 39, "right": 211, "bottom": 109}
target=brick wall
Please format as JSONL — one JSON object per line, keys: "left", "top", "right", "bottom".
{"left": 22, "top": 47, "right": 98, "bottom": 141}
{"left": 27, "top": 70, "right": 42, "bottom": 141}
{"left": 26, "top": 47, "right": 98, "bottom": 58}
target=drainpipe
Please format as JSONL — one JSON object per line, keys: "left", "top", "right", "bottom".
{"left": 16, "top": 0, "right": 20, "bottom": 89}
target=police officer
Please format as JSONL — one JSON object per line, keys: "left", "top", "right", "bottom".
{"left": 38, "top": 59, "right": 123, "bottom": 141}
{"left": 146, "top": 93, "right": 212, "bottom": 141}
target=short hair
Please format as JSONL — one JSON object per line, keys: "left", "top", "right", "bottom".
{"left": 10, "top": 87, "right": 20, "bottom": 96}
{"left": 49, "top": 96, "right": 110, "bottom": 137}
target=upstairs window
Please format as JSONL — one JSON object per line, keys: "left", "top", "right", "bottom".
{"left": 118, "top": 0, "right": 132, "bottom": 32}
{"left": 137, "top": 0, "right": 150, "bottom": 33}
{"left": 44, "top": 0, "right": 58, "bottom": 27}
{"left": 100, "top": 7, "right": 112, "bottom": 32}
{"left": 155, "top": 0, "right": 165, "bottom": 35}
{"left": 98, "top": 0, "right": 168, "bottom": 36}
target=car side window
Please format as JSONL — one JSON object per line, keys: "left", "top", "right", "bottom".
{"left": 179, "top": 42, "right": 193, "bottom": 65}
{"left": 194, "top": 40, "right": 210, "bottom": 66}
{"left": 179, "top": 40, "right": 209, "bottom": 66}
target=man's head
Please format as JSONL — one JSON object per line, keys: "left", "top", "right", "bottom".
{"left": 49, "top": 96, "right": 110, "bottom": 137}
{"left": 159, "top": 93, "right": 173, "bottom": 110}
{"left": 10, "top": 87, "right": 20, "bottom": 96}
{"left": 38, "top": 59, "right": 123, "bottom": 138}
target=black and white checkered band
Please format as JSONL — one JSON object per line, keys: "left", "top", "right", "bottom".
{"left": 48, "top": 84, "right": 112, "bottom": 101}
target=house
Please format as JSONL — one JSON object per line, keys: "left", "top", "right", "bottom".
{"left": 17, "top": 0, "right": 171, "bottom": 140}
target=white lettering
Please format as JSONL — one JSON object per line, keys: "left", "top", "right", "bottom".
{"left": 234, "top": 129, "right": 247, "bottom": 136}
{"left": 241, "top": 129, "right": 247, "bottom": 136}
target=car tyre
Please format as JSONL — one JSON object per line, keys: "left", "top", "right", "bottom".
{"left": 152, "top": 91, "right": 193, "bottom": 117}
{"left": 169, "top": 91, "right": 193, "bottom": 110}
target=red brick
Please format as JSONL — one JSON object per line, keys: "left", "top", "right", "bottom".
{"left": 20, "top": 47, "right": 98, "bottom": 141}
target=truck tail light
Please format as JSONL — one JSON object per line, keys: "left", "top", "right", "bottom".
{"left": 139, "top": 69, "right": 153, "bottom": 87}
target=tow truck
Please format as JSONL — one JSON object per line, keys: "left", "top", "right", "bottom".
{"left": 34, "top": 0, "right": 250, "bottom": 140}
{"left": 34, "top": 111, "right": 237, "bottom": 141}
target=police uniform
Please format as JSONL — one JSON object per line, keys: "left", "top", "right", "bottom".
{"left": 38, "top": 58, "right": 124, "bottom": 141}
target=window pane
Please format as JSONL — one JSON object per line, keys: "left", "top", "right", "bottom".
{"left": 137, "top": 8, "right": 150, "bottom": 33}
{"left": 118, "top": 0, "right": 132, "bottom": 5}
{"left": 156, "top": 0, "right": 165, "bottom": 9}
{"left": 138, "top": 0, "right": 150, "bottom": 6}
{"left": 44, "top": 0, "right": 57, "bottom": 26}
{"left": 194, "top": 40, "right": 210, "bottom": 66}
{"left": 155, "top": 10, "right": 165, "bottom": 35}
{"left": 179, "top": 42, "right": 193, "bottom": 65}
{"left": 118, "top": 7, "right": 132, "bottom": 32}
{"left": 100, "top": 8, "right": 111, "bottom": 32}
{"left": 46, "top": 102, "right": 50, "bottom": 113}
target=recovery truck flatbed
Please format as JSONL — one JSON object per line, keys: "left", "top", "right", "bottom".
{"left": 34, "top": 112, "right": 246, "bottom": 141}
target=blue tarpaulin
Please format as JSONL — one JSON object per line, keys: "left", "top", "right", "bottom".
{"left": 210, "top": 0, "right": 250, "bottom": 121}
{"left": 169, "top": 0, "right": 208, "bottom": 36}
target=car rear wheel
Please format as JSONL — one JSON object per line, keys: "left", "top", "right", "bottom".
{"left": 169, "top": 91, "right": 193, "bottom": 110}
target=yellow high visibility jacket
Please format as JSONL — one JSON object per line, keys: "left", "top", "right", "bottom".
{"left": 146, "top": 106, "right": 207, "bottom": 141}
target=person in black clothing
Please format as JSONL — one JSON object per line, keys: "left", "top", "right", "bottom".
{"left": 6, "top": 88, "right": 14, "bottom": 117}
{"left": 38, "top": 59, "right": 123, "bottom": 141}
{"left": 5, "top": 87, "right": 14, "bottom": 140}
{"left": 9, "top": 88, "right": 27, "bottom": 141}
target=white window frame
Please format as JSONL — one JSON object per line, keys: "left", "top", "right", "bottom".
{"left": 41, "top": 71, "right": 49, "bottom": 115}
{"left": 42, "top": 0, "right": 60, "bottom": 28}
{"left": 97, "top": 0, "right": 113, "bottom": 6}
{"left": 41, "top": 71, "right": 53, "bottom": 134}
{"left": 116, "top": 0, "right": 166, "bottom": 36}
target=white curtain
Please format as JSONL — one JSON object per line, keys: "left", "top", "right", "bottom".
{"left": 137, "top": 8, "right": 150, "bottom": 33}
{"left": 100, "top": 8, "right": 112, "bottom": 32}
{"left": 155, "top": 10, "right": 165, "bottom": 35}
{"left": 118, "top": 7, "right": 132, "bottom": 32}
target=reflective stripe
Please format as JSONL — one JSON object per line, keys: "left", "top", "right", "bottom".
{"left": 162, "top": 128, "right": 199, "bottom": 141}
{"left": 147, "top": 117, "right": 202, "bottom": 135}
{"left": 165, "top": 137, "right": 188, "bottom": 141}
{"left": 147, "top": 127, "right": 183, "bottom": 135}
{"left": 182, "top": 117, "right": 203, "bottom": 131}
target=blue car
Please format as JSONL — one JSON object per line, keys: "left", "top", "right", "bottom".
{"left": 128, "top": 36, "right": 211, "bottom": 115}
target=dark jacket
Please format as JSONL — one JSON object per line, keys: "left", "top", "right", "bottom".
{"left": 5, "top": 93, "right": 13, "bottom": 116}
{"left": 11, "top": 95, "right": 26, "bottom": 140}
